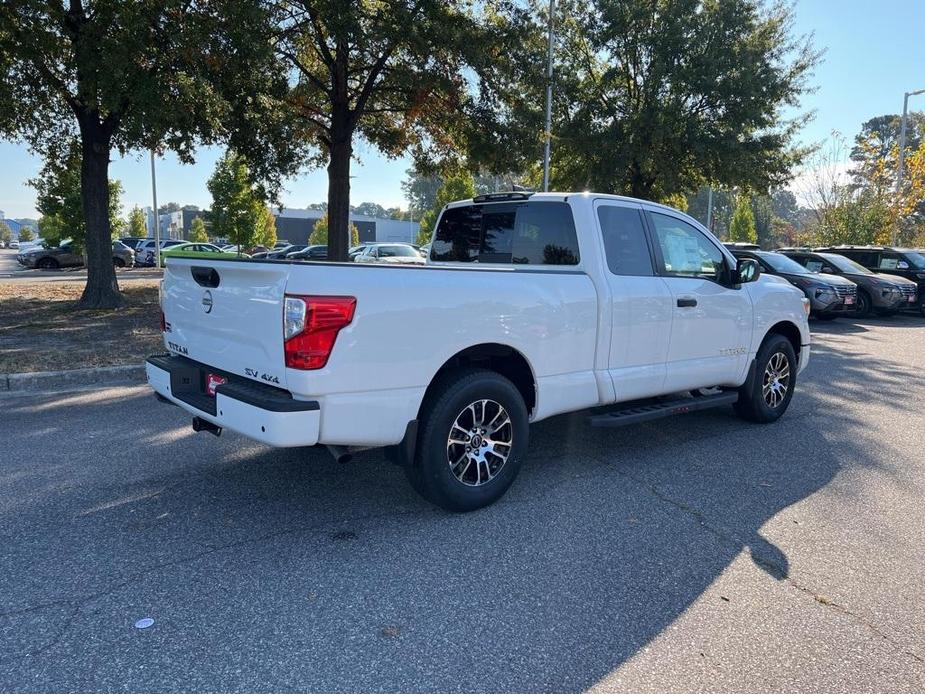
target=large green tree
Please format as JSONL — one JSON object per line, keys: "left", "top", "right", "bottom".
{"left": 30, "top": 142, "right": 123, "bottom": 249}
{"left": 0, "top": 1, "right": 299, "bottom": 308}
{"left": 0, "top": 222, "right": 12, "bottom": 246}
{"left": 126, "top": 206, "right": 148, "bottom": 238}
{"left": 208, "top": 151, "right": 277, "bottom": 249}
{"left": 729, "top": 194, "right": 758, "bottom": 243}
{"left": 500, "top": 0, "right": 818, "bottom": 201}
{"left": 188, "top": 217, "right": 209, "bottom": 243}
{"left": 272, "top": 1, "right": 518, "bottom": 261}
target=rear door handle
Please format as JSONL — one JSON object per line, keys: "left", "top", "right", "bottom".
{"left": 677, "top": 297, "right": 697, "bottom": 308}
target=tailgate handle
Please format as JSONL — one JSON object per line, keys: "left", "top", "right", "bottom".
{"left": 191, "top": 267, "right": 220, "bottom": 288}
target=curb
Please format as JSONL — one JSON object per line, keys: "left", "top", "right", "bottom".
{"left": 0, "top": 364, "right": 146, "bottom": 394}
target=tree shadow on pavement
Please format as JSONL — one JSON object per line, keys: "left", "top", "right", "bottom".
{"left": 1, "top": 331, "right": 922, "bottom": 692}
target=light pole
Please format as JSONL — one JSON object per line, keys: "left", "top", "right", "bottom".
{"left": 150, "top": 150, "right": 160, "bottom": 258}
{"left": 706, "top": 186, "right": 714, "bottom": 231}
{"left": 541, "top": 0, "right": 556, "bottom": 192}
{"left": 894, "top": 88, "right": 925, "bottom": 245}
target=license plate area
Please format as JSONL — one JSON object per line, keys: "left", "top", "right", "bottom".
{"left": 206, "top": 373, "right": 228, "bottom": 397}
{"left": 844, "top": 295, "right": 855, "bottom": 305}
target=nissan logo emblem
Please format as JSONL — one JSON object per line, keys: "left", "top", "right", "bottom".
{"left": 202, "top": 290, "right": 213, "bottom": 313}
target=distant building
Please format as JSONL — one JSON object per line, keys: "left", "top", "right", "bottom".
{"left": 143, "top": 208, "right": 208, "bottom": 240}
{"left": 273, "top": 208, "right": 418, "bottom": 245}
{"left": 135, "top": 205, "right": 417, "bottom": 244}
{"left": 0, "top": 211, "right": 24, "bottom": 238}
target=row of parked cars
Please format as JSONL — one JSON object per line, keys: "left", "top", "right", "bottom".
{"left": 249, "top": 241, "right": 427, "bottom": 265}
{"left": 117, "top": 237, "right": 428, "bottom": 267}
{"left": 725, "top": 244, "right": 925, "bottom": 318}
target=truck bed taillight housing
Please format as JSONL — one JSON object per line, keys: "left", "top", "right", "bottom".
{"left": 283, "top": 295, "right": 356, "bottom": 370}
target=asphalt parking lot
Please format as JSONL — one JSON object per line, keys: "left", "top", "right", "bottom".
{"left": 1, "top": 318, "right": 924, "bottom": 693}
{"left": 0, "top": 248, "right": 160, "bottom": 283}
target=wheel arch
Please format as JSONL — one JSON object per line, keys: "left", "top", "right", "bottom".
{"left": 420, "top": 343, "right": 537, "bottom": 419}
{"left": 764, "top": 320, "right": 802, "bottom": 361}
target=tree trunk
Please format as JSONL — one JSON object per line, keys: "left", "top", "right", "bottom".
{"left": 326, "top": 113, "right": 353, "bottom": 263}
{"left": 77, "top": 127, "right": 123, "bottom": 309}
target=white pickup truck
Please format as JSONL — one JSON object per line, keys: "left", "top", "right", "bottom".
{"left": 147, "top": 192, "right": 810, "bottom": 510}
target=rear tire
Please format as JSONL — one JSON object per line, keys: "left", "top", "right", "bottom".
{"left": 734, "top": 334, "right": 797, "bottom": 424}
{"left": 37, "top": 257, "right": 58, "bottom": 270}
{"left": 405, "top": 368, "right": 528, "bottom": 512}
{"left": 113, "top": 258, "right": 126, "bottom": 268}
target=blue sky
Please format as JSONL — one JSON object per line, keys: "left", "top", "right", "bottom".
{"left": 1, "top": 0, "right": 923, "bottom": 220}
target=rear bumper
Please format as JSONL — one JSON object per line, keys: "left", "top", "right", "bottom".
{"left": 146, "top": 355, "right": 320, "bottom": 447}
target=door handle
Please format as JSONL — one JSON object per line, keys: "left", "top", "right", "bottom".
{"left": 677, "top": 297, "right": 697, "bottom": 308}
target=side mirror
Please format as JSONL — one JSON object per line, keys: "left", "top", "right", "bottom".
{"left": 821, "top": 266, "right": 833, "bottom": 274}
{"left": 897, "top": 261, "right": 910, "bottom": 270}
{"left": 735, "top": 258, "right": 761, "bottom": 284}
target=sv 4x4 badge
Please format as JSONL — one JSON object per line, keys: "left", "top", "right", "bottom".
{"left": 245, "top": 368, "right": 280, "bottom": 384}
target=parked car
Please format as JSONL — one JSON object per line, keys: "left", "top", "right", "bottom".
{"left": 158, "top": 242, "right": 247, "bottom": 267}
{"left": 119, "top": 237, "right": 147, "bottom": 252}
{"left": 148, "top": 191, "right": 810, "bottom": 511}
{"left": 268, "top": 244, "right": 309, "bottom": 259}
{"left": 778, "top": 249, "right": 918, "bottom": 316}
{"left": 726, "top": 246, "right": 857, "bottom": 319}
{"left": 136, "top": 239, "right": 184, "bottom": 266}
{"left": 348, "top": 244, "right": 367, "bottom": 260}
{"left": 287, "top": 245, "right": 328, "bottom": 261}
{"left": 18, "top": 240, "right": 135, "bottom": 269}
{"left": 112, "top": 240, "right": 136, "bottom": 268}
{"left": 9, "top": 240, "right": 19, "bottom": 249}
{"left": 353, "top": 242, "right": 426, "bottom": 265}
{"left": 814, "top": 246, "right": 925, "bottom": 316}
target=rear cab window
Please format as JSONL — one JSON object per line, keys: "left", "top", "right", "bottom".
{"left": 431, "top": 200, "right": 580, "bottom": 266}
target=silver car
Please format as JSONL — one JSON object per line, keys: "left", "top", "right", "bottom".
{"left": 353, "top": 243, "right": 426, "bottom": 265}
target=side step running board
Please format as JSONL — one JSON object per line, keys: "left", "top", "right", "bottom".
{"left": 588, "top": 392, "right": 739, "bottom": 428}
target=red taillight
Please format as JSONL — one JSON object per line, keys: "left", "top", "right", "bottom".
{"left": 284, "top": 295, "right": 356, "bottom": 370}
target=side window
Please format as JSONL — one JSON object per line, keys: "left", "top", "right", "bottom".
{"left": 431, "top": 206, "right": 482, "bottom": 262}
{"left": 649, "top": 212, "right": 724, "bottom": 281}
{"left": 432, "top": 201, "right": 580, "bottom": 265}
{"left": 879, "top": 252, "right": 901, "bottom": 270}
{"left": 804, "top": 259, "right": 824, "bottom": 273}
{"left": 597, "top": 205, "right": 653, "bottom": 276}
{"left": 480, "top": 209, "right": 515, "bottom": 262}
{"left": 510, "top": 202, "right": 579, "bottom": 266}
{"left": 851, "top": 251, "right": 879, "bottom": 267}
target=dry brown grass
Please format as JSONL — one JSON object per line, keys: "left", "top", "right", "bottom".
{"left": 0, "top": 281, "right": 163, "bottom": 373}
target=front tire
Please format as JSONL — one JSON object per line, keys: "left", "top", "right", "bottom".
{"left": 406, "top": 369, "right": 528, "bottom": 512}
{"left": 856, "top": 290, "right": 872, "bottom": 317}
{"left": 734, "top": 334, "right": 797, "bottom": 424}
{"left": 37, "top": 257, "right": 59, "bottom": 270}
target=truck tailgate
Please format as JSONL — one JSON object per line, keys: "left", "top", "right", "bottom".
{"left": 161, "top": 259, "right": 291, "bottom": 388}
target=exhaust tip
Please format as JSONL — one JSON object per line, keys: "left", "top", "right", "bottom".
{"left": 326, "top": 445, "right": 353, "bottom": 464}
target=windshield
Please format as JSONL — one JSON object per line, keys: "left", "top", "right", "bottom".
{"left": 821, "top": 253, "right": 874, "bottom": 274}
{"left": 756, "top": 251, "right": 810, "bottom": 275}
{"left": 379, "top": 245, "right": 417, "bottom": 257}
{"left": 904, "top": 251, "right": 925, "bottom": 269}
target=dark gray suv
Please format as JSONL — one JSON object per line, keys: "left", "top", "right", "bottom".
{"left": 727, "top": 247, "right": 858, "bottom": 319}
{"left": 18, "top": 240, "right": 135, "bottom": 269}
{"left": 778, "top": 249, "right": 918, "bottom": 317}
